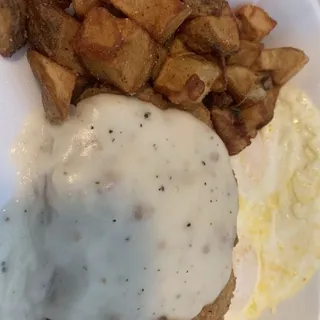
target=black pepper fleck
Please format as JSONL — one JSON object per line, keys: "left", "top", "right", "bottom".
{"left": 169, "top": 176, "right": 172, "bottom": 180}
{"left": 137, "top": 308, "right": 140, "bottom": 311}
{"left": 202, "top": 161, "right": 206, "bottom": 166}
{"left": 210, "top": 200, "right": 213, "bottom": 203}
{"left": 140, "top": 124, "right": 143, "bottom": 128}
{"left": 24, "top": 209, "right": 27, "bottom": 213}
{"left": 91, "top": 125, "right": 94, "bottom": 130}
{"left": 186, "top": 270, "right": 189, "bottom": 273}
{"left": 4, "top": 217, "right": 10, "bottom": 222}
{"left": 126, "top": 279, "right": 129, "bottom": 282}
{"left": 157, "top": 269, "right": 161, "bottom": 272}
{"left": 63, "top": 171, "right": 68, "bottom": 175}
{"left": 156, "top": 175, "right": 159, "bottom": 179}
{"left": 144, "top": 267, "right": 147, "bottom": 270}
{"left": 141, "top": 288, "right": 144, "bottom": 292}
{"left": 113, "top": 219, "right": 117, "bottom": 223}
{"left": 144, "top": 112, "right": 151, "bottom": 119}
{"left": 95, "top": 181, "right": 100, "bottom": 185}
{"left": 186, "top": 223, "right": 191, "bottom": 228}
{"left": 158, "top": 185, "right": 165, "bottom": 192}
{"left": 109, "top": 130, "right": 113, "bottom": 134}
{"left": 125, "top": 236, "right": 130, "bottom": 242}
{"left": 83, "top": 266, "right": 88, "bottom": 271}
{"left": 112, "top": 138, "right": 115, "bottom": 143}
{"left": 204, "top": 182, "right": 207, "bottom": 186}
{"left": 176, "top": 294, "right": 181, "bottom": 299}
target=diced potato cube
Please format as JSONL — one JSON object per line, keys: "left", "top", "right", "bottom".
{"left": 236, "top": 5, "right": 277, "bottom": 42}
{"left": 211, "top": 107, "right": 251, "bottom": 156}
{"left": 0, "top": 0, "right": 27, "bottom": 57}
{"left": 227, "top": 40, "right": 262, "bottom": 67}
{"left": 135, "top": 85, "right": 173, "bottom": 110}
{"left": 240, "top": 86, "right": 281, "bottom": 137}
{"left": 73, "top": 0, "right": 100, "bottom": 18}
{"left": 154, "top": 54, "right": 221, "bottom": 104}
{"left": 226, "top": 65, "right": 257, "bottom": 103}
{"left": 183, "top": 0, "right": 226, "bottom": 18}
{"left": 106, "top": 0, "right": 191, "bottom": 43}
{"left": 27, "top": 50, "right": 77, "bottom": 124}
{"left": 27, "top": 2, "right": 85, "bottom": 74}
{"left": 74, "top": 7, "right": 159, "bottom": 93}
{"left": 253, "top": 47, "right": 309, "bottom": 85}
{"left": 180, "top": 13, "right": 240, "bottom": 55}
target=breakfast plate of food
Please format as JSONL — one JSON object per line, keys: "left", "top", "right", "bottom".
{"left": 0, "top": 0, "right": 319, "bottom": 320}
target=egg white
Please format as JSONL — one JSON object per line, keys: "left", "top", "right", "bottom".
{"left": 226, "top": 86, "right": 320, "bottom": 320}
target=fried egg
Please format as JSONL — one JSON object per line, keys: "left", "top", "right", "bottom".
{"left": 226, "top": 86, "right": 320, "bottom": 320}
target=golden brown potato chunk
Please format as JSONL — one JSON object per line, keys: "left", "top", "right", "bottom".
{"left": 226, "top": 65, "right": 257, "bottom": 103}
{"left": 71, "top": 75, "right": 91, "bottom": 105}
{"left": 169, "top": 36, "right": 192, "bottom": 56}
{"left": 30, "top": 0, "right": 72, "bottom": 9}
{"left": 240, "top": 86, "right": 281, "bottom": 138}
{"left": 154, "top": 54, "right": 221, "bottom": 104}
{"left": 253, "top": 48, "right": 309, "bottom": 85}
{"left": 135, "top": 85, "right": 173, "bottom": 110}
{"left": 73, "top": 0, "right": 100, "bottom": 18}
{"left": 211, "top": 107, "right": 251, "bottom": 156}
{"left": 0, "top": 0, "right": 27, "bottom": 57}
{"left": 180, "top": 13, "right": 240, "bottom": 56}
{"left": 106, "top": 0, "right": 191, "bottom": 44}
{"left": 74, "top": 7, "right": 158, "bottom": 93}
{"left": 227, "top": 40, "right": 262, "bottom": 67}
{"left": 183, "top": 0, "right": 226, "bottom": 18}
{"left": 27, "top": 2, "right": 85, "bottom": 74}
{"left": 27, "top": 50, "right": 77, "bottom": 124}
{"left": 236, "top": 5, "right": 277, "bottom": 42}
{"left": 152, "top": 46, "right": 168, "bottom": 80}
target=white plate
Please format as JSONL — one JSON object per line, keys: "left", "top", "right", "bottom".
{"left": 0, "top": 0, "right": 319, "bottom": 319}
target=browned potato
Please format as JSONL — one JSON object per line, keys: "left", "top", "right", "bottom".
{"left": 187, "top": 103, "right": 212, "bottom": 128}
{"left": 74, "top": 7, "right": 159, "bottom": 93}
{"left": 154, "top": 54, "right": 221, "bottom": 104}
{"left": 152, "top": 46, "right": 168, "bottom": 80}
{"left": 172, "top": 101, "right": 212, "bottom": 128}
{"left": 240, "top": 86, "right": 281, "bottom": 138}
{"left": 73, "top": 0, "right": 100, "bottom": 18}
{"left": 71, "top": 75, "right": 92, "bottom": 105}
{"left": 226, "top": 65, "right": 257, "bottom": 103}
{"left": 27, "top": 50, "right": 77, "bottom": 124}
{"left": 106, "top": 0, "right": 191, "bottom": 44}
{"left": 169, "top": 36, "right": 192, "bottom": 56}
{"left": 252, "top": 48, "right": 309, "bottom": 85}
{"left": 31, "top": 0, "right": 72, "bottom": 9}
{"left": 135, "top": 85, "right": 173, "bottom": 110}
{"left": 0, "top": 0, "right": 27, "bottom": 57}
{"left": 180, "top": 12, "right": 240, "bottom": 56}
{"left": 227, "top": 40, "right": 262, "bottom": 67}
{"left": 183, "top": 0, "right": 226, "bottom": 18}
{"left": 211, "top": 107, "right": 251, "bottom": 156}
{"left": 27, "top": 2, "right": 85, "bottom": 74}
{"left": 49, "top": 0, "right": 72, "bottom": 9}
{"left": 242, "top": 83, "right": 267, "bottom": 107}
{"left": 79, "top": 84, "right": 123, "bottom": 101}
{"left": 236, "top": 5, "right": 277, "bottom": 42}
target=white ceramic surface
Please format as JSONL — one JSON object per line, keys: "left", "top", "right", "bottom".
{"left": 0, "top": 0, "right": 319, "bottom": 319}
